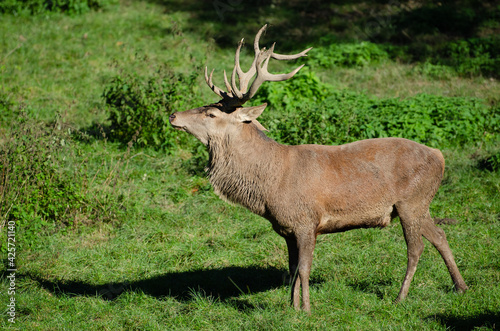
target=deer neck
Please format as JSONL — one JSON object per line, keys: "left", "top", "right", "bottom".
{"left": 206, "top": 124, "right": 282, "bottom": 215}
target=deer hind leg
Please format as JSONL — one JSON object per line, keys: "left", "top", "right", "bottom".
{"left": 395, "top": 202, "right": 425, "bottom": 302}
{"left": 421, "top": 214, "right": 468, "bottom": 293}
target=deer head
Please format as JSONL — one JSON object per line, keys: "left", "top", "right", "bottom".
{"left": 169, "top": 24, "right": 312, "bottom": 145}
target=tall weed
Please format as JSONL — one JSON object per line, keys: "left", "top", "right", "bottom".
{"left": 393, "top": 37, "right": 500, "bottom": 78}
{"left": 252, "top": 68, "right": 498, "bottom": 147}
{"left": 106, "top": 64, "right": 499, "bottom": 150}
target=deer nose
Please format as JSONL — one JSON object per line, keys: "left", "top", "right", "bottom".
{"left": 169, "top": 113, "right": 176, "bottom": 122}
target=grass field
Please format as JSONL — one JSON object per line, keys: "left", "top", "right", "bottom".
{"left": 1, "top": 0, "right": 499, "bottom": 330}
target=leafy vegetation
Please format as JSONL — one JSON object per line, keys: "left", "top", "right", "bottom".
{"left": 254, "top": 70, "right": 499, "bottom": 147}
{"left": 0, "top": 104, "right": 129, "bottom": 249}
{"left": 0, "top": 0, "right": 499, "bottom": 329}
{"left": 443, "top": 38, "right": 500, "bottom": 77}
{"left": 103, "top": 65, "right": 198, "bottom": 149}
{"left": 0, "top": 108, "right": 83, "bottom": 248}
{"left": 309, "top": 39, "right": 389, "bottom": 68}
{"left": 0, "top": 0, "right": 116, "bottom": 15}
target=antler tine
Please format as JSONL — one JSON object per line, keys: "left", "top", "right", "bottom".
{"left": 262, "top": 44, "right": 306, "bottom": 81}
{"left": 272, "top": 47, "right": 313, "bottom": 60}
{"left": 229, "top": 25, "right": 267, "bottom": 99}
{"left": 232, "top": 39, "right": 245, "bottom": 99}
{"left": 231, "top": 63, "right": 243, "bottom": 99}
{"left": 253, "top": 24, "right": 267, "bottom": 55}
{"left": 234, "top": 39, "right": 245, "bottom": 81}
{"left": 223, "top": 70, "right": 233, "bottom": 95}
{"left": 204, "top": 67, "right": 225, "bottom": 98}
{"left": 233, "top": 36, "right": 262, "bottom": 96}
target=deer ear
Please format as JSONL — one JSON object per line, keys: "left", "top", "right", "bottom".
{"left": 234, "top": 103, "right": 267, "bottom": 122}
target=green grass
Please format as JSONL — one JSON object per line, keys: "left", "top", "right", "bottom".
{"left": 1, "top": 0, "right": 499, "bottom": 329}
{"left": 2, "top": 146, "right": 499, "bottom": 329}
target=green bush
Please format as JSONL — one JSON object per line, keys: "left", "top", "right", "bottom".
{"left": 103, "top": 67, "right": 199, "bottom": 150}
{"left": 0, "top": 0, "right": 116, "bottom": 15}
{"left": 0, "top": 103, "right": 135, "bottom": 248}
{"left": 360, "top": 94, "right": 499, "bottom": 146}
{"left": 248, "top": 69, "right": 499, "bottom": 148}
{"left": 445, "top": 38, "right": 500, "bottom": 77}
{"left": 0, "top": 111, "right": 85, "bottom": 248}
{"left": 261, "top": 90, "right": 500, "bottom": 148}
{"left": 252, "top": 67, "right": 333, "bottom": 111}
{"left": 103, "top": 65, "right": 498, "bottom": 151}
{"left": 309, "top": 38, "right": 388, "bottom": 68}
{"left": 392, "top": 37, "right": 500, "bottom": 78}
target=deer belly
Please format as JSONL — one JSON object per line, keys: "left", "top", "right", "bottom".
{"left": 316, "top": 205, "right": 394, "bottom": 234}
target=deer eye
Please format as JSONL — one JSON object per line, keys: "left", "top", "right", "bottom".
{"left": 207, "top": 113, "right": 216, "bottom": 118}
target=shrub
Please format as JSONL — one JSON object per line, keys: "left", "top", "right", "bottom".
{"left": 309, "top": 39, "right": 388, "bottom": 68}
{"left": 261, "top": 90, "right": 500, "bottom": 148}
{"left": 0, "top": 110, "right": 86, "bottom": 248}
{"left": 445, "top": 38, "right": 500, "bottom": 77}
{"left": 395, "top": 37, "right": 500, "bottom": 78}
{"left": 102, "top": 67, "right": 199, "bottom": 150}
{"left": 103, "top": 65, "right": 499, "bottom": 151}
{"left": 0, "top": 102, "right": 135, "bottom": 249}
{"left": 358, "top": 94, "right": 499, "bottom": 147}
{"left": 252, "top": 67, "right": 333, "bottom": 111}
{"left": 0, "top": 0, "right": 116, "bottom": 15}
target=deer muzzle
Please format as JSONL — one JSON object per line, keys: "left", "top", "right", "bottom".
{"left": 169, "top": 113, "right": 186, "bottom": 131}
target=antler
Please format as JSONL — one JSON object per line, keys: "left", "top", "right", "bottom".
{"left": 205, "top": 24, "right": 312, "bottom": 108}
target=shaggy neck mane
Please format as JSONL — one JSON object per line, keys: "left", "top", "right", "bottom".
{"left": 206, "top": 125, "right": 278, "bottom": 216}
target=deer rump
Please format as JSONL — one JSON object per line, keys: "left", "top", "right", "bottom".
{"left": 169, "top": 25, "right": 468, "bottom": 312}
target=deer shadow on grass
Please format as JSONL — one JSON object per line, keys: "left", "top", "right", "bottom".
{"left": 430, "top": 311, "right": 500, "bottom": 331}
{"left": 19, "top": 266, "right": 286, "bottom": 309}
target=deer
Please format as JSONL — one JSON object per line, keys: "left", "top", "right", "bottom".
{"left": 168, "top": 24, "right": 468, "bottom": 312}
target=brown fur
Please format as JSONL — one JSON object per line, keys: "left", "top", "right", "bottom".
{"left": 169, "top": 104, "right": 468, "bottom": 312}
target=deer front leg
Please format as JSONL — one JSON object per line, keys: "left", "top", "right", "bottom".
{"left": 285, "top": 237, "right": 300, "bottom": 310}
{"left": 286, "top": 231, "right": 316, "bottom": 312}
{"left": 297, "top": 233, "right": 316, "bottom": 313}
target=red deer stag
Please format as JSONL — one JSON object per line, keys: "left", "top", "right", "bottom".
{"left": 169, "top": 25, "right": 468, "bottom": 312}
